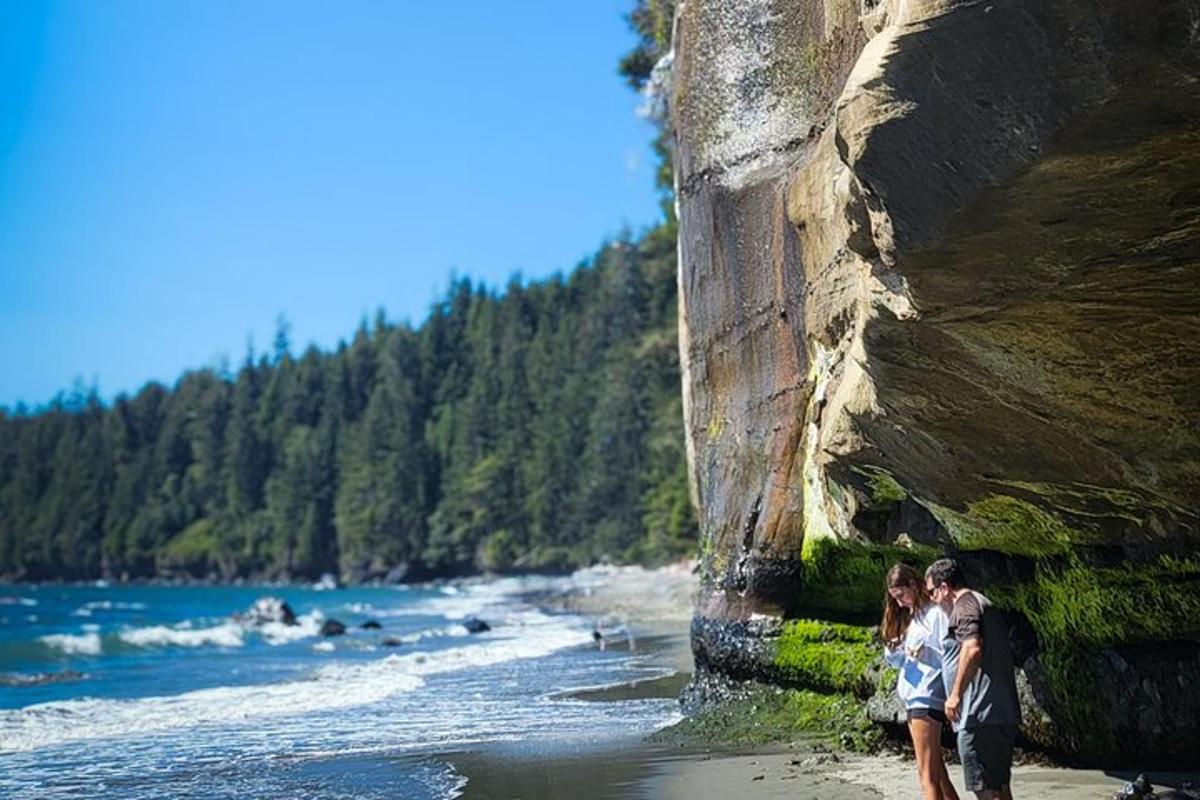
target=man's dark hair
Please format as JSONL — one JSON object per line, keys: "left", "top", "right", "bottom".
{"left": 926, "top": 557, "right": 966, "bottom": 589}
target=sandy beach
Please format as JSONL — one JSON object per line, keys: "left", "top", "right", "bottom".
{"left": 451, "top": 562, "right": 1196, "bottom": 800}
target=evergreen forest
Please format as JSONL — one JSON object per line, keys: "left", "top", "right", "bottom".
{"left": 0, "top": 2, "right": 688, "bottom": 583}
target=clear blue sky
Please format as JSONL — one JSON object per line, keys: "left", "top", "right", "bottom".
{"left": 0, "top": 1, "right": 662, "bottom": 409}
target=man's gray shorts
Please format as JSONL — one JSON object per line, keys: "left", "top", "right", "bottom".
{"left": 958, "top": 724, "right": 1017, "bottom": 791}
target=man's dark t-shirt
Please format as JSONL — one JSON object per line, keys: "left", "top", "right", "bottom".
{"left": 941, "top": 590, "right": 1022, "bottom": 729}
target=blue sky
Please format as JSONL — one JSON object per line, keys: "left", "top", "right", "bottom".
{"left": 0, "top": 1, "right": 662, "bottom": 408}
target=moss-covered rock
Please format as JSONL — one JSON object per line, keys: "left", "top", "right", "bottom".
{"left": 651, "top": 682, "right": 884, "bottom": 751}
{"left": 772, "top": 618, "right": 879, "bottom": 696}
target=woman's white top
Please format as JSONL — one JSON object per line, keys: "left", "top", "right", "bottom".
{"left": 884, "top": 602, "right": 949, "bottom": 711}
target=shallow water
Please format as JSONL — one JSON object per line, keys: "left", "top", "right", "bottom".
{"left": 0, "top": 574, "right": 681, "bottom": 799}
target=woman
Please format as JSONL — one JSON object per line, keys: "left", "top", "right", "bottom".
{"left": 883, "top": 563, "right": 959, "bottom": 800}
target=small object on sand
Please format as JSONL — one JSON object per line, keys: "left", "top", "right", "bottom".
{"left": 462, "top": 617, "right": 490, "bottom": 634}
{"left": 1115, "top": 775, "right": 1157, "bottom": 800}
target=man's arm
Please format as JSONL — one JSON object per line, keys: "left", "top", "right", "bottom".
{"left": 945, "top": 636, "right": 982, "bottom": 723}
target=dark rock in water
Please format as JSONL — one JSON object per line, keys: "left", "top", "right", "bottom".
{"left": 0, "top": 669, "right": 85, "bottom": 687}
{"left": 462, "top": 617, "right": 490, "bottom": 634}
{"left": 360, "top": 620, "right": 382, "bottom": 630}
{"left": 238, "top": 597, "right": 297, "bottom": 627}
{"left": 319, "top": 619, "right": 346, "bottom": 637}
{"left": 381, "top": 637, "right": 403, "bottom": 647}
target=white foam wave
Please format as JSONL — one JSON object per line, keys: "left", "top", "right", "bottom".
{"left": 395, "top": 624, "right": 469, "bottom": 645}
{"left": 80, "top": 600, "right": 147, "bottom": 611}
{"left": 0, "top": 665, "right": 426, "bottom": 754}
{"left": 0, "top": 596, "right": 37, "bottom": 607}
{"left": 3, "top": 609, "right": 592, "bottom": 754}
{"left": 119, "top": 623, "right": 244, "bottom": 649}
{"left": 258, "top": 610, "right": 324, "bottom": 645}
{"left": 312, "top": 641, "right": 335, "bottom": 653}
{"left": 38, "top": 633, "right": 101, "bottom": 656}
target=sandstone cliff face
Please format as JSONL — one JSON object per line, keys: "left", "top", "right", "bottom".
{"left": 673, "top": 0, "right": 1200, "bottom": 765}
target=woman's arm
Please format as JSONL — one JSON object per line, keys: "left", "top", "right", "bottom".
{"left": 884, "top": 640, "right": 905, "bottom": 668}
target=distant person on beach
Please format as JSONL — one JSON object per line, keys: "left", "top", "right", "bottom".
{"left": 882, "top": 563, "right": 960, "bottom": 800}
{"left": 926, "top": 558, "right": 1021, "bottom": 800}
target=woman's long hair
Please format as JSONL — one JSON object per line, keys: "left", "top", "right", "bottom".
{"left": 881, "top": 563, "right": 931, "bottom": 643}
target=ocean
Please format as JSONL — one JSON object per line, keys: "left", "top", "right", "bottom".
{"left": 0, "top": 571, "right": 682, "bottom": 799}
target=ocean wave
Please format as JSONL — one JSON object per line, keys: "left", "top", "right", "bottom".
{"left": 0, "top": 667, "right": 427, "bottom": 754}
{"left": 38, "top": 633, "right": 102, "bottom": 656}
{"left": 0, "top": 669, "right": 86, "bottom": 688}
{"left": 119, "top": 622, "right": 245, "bottom": 649}
{"left": 2, "top": 612, "right": 591, "bottom": 754}
{"left": 80, "top": 600, "right": 148, "bottom": 611}
{"left": 0, "top": 596, "right": 37, "bottom": 607}
{"left": 258, "top": 611, "right": 324, "bottom": 645}
{"left": 393, "top": 624, "right": 470, "bottom": 644}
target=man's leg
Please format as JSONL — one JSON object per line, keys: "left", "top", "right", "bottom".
{"left": 960, "top": 726, "right": 1016, "bottom": 800}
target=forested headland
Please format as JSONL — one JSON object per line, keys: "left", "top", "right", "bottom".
{"left": 0, "top": 2, "right": 688, "bottom": 583}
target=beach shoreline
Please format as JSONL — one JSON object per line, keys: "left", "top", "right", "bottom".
{"left": 450, "top": 561, "right": 1197, "bottom": 800}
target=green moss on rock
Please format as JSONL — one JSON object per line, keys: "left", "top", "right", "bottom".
{"left": 649, "top": 684, "right": 883, "bottom": 751}
{"left": 928, "top": 494, "right": 1091, "bottom": 557}
{"left": 854, "top": 467, "right": 908, "bottom": 506}
{"left": 772, "top": 619, "right": 879, "bottom": 696}
{"left": 989, "top": 556, "right": 1200, "bottom": 650}
{"left": 794, "top": 537, "right": 938, "bottom": 623}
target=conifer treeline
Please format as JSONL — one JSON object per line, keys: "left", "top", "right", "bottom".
{"left": 0, "top": 0, "right": 688, "bottom": 582}
{"left": 0, "top": 222, "right": 695, "bottom": 582}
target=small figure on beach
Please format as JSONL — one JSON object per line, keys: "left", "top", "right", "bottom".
{"left": 882, "top": 563, "right": 960, "bottom": 800}
{"left": 926, "top": 558, "right": 1022, "bottom": 800}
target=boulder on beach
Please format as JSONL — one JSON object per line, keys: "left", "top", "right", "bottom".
{"left": 319, "top": 619, "right": 346, "bottom": 637}
{"left": 360, "top": 620, "right": 382, "bottom": 630}
{"left": 462, "top": 617, "right": 490, "bottom": 634}
{"left": 381, "top": 637, "right": 403, "bottom": 647}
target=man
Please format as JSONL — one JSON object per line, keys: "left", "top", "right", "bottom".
{"left": 926, "top": 558, "right": 1021, "bottom": 800}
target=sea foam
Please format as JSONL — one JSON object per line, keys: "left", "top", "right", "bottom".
{"left": 37, "top": 633, "right": 102, "bottom": 657}
{"left": 119, "top": 622, "right": 245, "bottom": 649}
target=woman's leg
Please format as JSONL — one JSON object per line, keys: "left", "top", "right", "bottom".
{"left": 910, "top": 716, "right": 944, "bottom": 800}
{"left": 934, "top": 722, "right": 961, "bottom": 800}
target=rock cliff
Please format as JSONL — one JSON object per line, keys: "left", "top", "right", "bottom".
{"left": 672, "top": 0, "right": 1200, "bottom": 765}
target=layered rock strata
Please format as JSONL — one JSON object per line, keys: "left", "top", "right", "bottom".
{"left": 673, "top": 0, "right": 1200, "bottom": 765}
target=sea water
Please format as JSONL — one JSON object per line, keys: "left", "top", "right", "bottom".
{"left": 0, "top": 572, "right": 680, "bottom": 799}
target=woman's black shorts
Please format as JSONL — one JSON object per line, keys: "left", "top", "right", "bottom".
{"left": 906, "top": 707, "right": 948, "bottom": 725}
